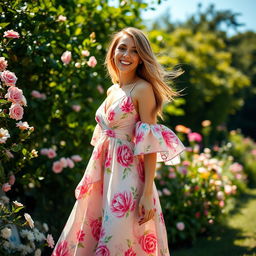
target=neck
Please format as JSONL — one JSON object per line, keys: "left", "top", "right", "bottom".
{"left": 118, "top": 72, "right": 138, "bottom": 88}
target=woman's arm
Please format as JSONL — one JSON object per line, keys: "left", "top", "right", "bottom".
{"left": 135, "top": 82, "right": 158, "bottom": 225}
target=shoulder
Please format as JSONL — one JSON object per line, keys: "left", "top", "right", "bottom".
{"left": 133, "top": 79, "right": 155, "bottom": 104}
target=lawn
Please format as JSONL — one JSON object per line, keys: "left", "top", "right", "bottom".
{"left": 172, "top": 187, "right": 256, "bottom": 256}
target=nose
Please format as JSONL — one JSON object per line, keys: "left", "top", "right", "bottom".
{"left": 122, "top": 49, "right": 130, "bottom": 57}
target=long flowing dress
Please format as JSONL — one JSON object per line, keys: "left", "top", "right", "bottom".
{"left": 51, "top": 83, "right": 185, "bottom": 256}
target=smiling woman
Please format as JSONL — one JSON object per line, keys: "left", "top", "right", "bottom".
{"left": 51, "top": 27, "right": 185, "bottom": 256}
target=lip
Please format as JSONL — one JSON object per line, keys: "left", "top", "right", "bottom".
{"left": 120, "top": 60, "right": 132, "bottom": 65}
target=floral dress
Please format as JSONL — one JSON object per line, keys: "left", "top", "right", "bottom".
{"left": 51, "top": 83, "right": 185, "bottom": 256}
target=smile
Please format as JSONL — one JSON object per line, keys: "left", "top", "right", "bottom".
{"left": 120, "top": 60, "right": 131, "bottom": 65}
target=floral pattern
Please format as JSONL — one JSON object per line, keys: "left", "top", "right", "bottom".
{"left": 51, "top": 84, "right": 185, "bottom": 256}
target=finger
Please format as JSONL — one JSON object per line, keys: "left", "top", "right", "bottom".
{"left": 139, "top": 210, "right": 150, "bottom": 225}
{"left": 138, "top": 204, "right": 142, "bottom": 217}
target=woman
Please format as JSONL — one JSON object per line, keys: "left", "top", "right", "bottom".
{"left": 52, "top": 27, "right": 185, "bottom": 256}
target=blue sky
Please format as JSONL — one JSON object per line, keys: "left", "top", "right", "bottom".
{"left": 109, "top": 0, "right": 256, "bottom": 34}
{"left": 141, "top": 0, "right": 256, "bottom": 34}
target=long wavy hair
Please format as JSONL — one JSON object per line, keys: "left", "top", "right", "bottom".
{"left": 104, "top": 27, "right": 183, "bottom": 120}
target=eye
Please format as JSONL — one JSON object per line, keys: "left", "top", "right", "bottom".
{"left": 118, "top": 46, "right": 125, "bottom": 51}
{"left": 132, "top": 49, "right": 138, "bottom": 53}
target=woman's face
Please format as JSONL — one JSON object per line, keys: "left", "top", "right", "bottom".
{"left": 113, "top": 34, "right": 141, "bottom": 75}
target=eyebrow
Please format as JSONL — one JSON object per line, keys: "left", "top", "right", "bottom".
{"left": 118, "top": 43, "right": 136, "bottom": 49}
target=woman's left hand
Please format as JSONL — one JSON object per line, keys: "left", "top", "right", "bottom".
{"left": 138, "top": 193, "right": 156, "bottom": 225}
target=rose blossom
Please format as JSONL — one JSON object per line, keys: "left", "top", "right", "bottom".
{"left": 3, "top": 30, "right": 20, "bottom": 39}
{"left": 24, "top": 213, "right": 34, "bottom": 228}
{"left": 81, "top": 50, "right": 90, "bottom": 56}
{"left": 90, "top": 218, "right": 102, "bottom": 240}
{"left": 124, "top": 247, "right": 136, "bottom": 256}
{"left": 2, "top": 183, "right": 11, "bottom": 192}
{"left": 0, "top": 70, "right": 17, "bottom": 86}
{"left": 40, "top": 148, "right": 49, "bottom": 155}
{"left": 139, "top": 233, "right": 157, "bottom": 253}
{"left": 60, "top": 157, "right": 68, "bottom": 167}
{"left": 97, "top": 85, "right": 104, "bottom": 94}
{"left": 47, "top": 148, "right": 57, "bottom": 159}
{"left": 16, "top": 121, "right": 30, "bottom": 130}
{"left": 188, "top": 132, "right": 202, "bottom": 143}
{"left": 87, "top": 56, "right": 97, "bottom": 67}
{"left": 5, "top": 86, "right": 23, "bottom": 103}
{"left": 0, "top": 128, "right": 10, "bottom": 144}
{"left": 1, "top": 227, "right": 12, "bottom": 239}
{"left": 56, "top": 15, "right": 67, "bottom": 22}
{"left": 120, "top": 96, "right": 134, "bottom": 113}
{"left": 95, "top": 245, "right": 110, "bottom": 256}
{"left": 61, "top": 51, "right": 72, "bottom": 64}
{"left": 0, "top": 57, "right": 8, "bottom": 71}
{"left": 52, "top": 240, "right": 69, "bottom": 256}
{"left": 66, "top": 158, "right": 74, "bottom": 168}
{"left": 117, "top": 145, "right": 133, "bottom": 167}
{"left": 31, "top": 90, "right": 46, "bottom": 99}
{"left": 9, "top": 103, "right": 24, "bottom": 120}
{"left": 52, "top": 161, "right": 63, "bottom": 173}
{"left": 110, "top": 191, "right": 135, "bottom": 218}
{"left": 72, "top": 104, "right": 81, "bottom": 112}
{"left": 46, "top": 234, "right": 55, "bottom": 248}
{"left": 71, "top": 155, "right": 82, "bottom": 162}
{"left": 176, "top": 222, "right": 185, "bottom": 231}
{"left": 13, "top": 200, "right": 24, "bottom": 207}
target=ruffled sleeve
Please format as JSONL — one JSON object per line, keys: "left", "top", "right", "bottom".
{"left": 90, "top": 123, "right": 102, "bottom": 147}
{"left": 133, "top": 121, "right": 185, "bottom": 165}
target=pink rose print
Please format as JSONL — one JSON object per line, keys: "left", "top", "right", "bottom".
{"left": 161, "top": 129, "right": 178, "bottom": 148}
{"left": 93, "top": 146, "right": 102, "bottom": 160}
{"left": 135, "top": 131, "right": 144, "bottom": 144}
{"left": 160, "top": 212, "right": 165, "bottom": 224}
{"left": 75, "top": 176, "right": 93, "bottom": 199}
{"left": 95, "top": 115, "right": 101, "bottom": 123}
{"left": 107, "top": 110, "right": 115, "bottom": 121}
{"left": 139, "top": 233, "right": 157, "bottom": 254}
{"left": 117, "top": 145, "right": 133, "bottom": 167}
{"left": 76, "top": 230, "right": 85, "bottom": 242}
{"left": 124, "top": 247, "right": 136, "bottom": 256}
{"left": 105, "top": 152, "right": 112, "bottom": 168}
{"left": 106, "top": 129, "right": 115, "bottom": 138}
{"left": 137, "top": 159, "right": 145, "bottom": 182}
{"left": 90, "top": 218, "right": 102, "bottom": 241}
{"left": 95, "top": 245, "right": 110, "bottom": 256}
{"left": 120, "top": 96, "right": 134, "bottom": 113}
{"left": 52, "top": 240, "right": 70, "bottom": 256}
{"left": 110, "top": 191, "right": 135, "bottom": 218}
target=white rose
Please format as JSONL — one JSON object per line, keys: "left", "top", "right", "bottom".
{"left": 24, "top": 213, "right": 34, "bottom": 228}
{"left": 1, "top": 227, "right": 12, "bottom": 239}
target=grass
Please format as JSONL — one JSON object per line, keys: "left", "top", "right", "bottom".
{"left": 172, "top": 187, "right": 256, "bottom": 256}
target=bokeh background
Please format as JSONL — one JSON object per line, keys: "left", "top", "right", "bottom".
{"left": 0, "top": 0, "right": 256, "bottom": 255}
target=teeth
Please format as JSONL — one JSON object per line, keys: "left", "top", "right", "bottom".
{"left": 121, "top": 61, "right": 131, "bottom": 65}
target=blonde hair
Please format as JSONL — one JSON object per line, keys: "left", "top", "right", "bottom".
{"left": 104, "top": 27, "right": 183, "bottom": 120}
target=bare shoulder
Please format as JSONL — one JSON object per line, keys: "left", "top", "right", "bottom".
{"left": 133, "top": 79, "right": 155, "bottom": 102}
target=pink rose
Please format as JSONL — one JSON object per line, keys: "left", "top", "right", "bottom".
{"left": 117, "top": 145, "right": 133, "bottom": 167}
{"left": 0, "top": 70, "right": 17, "bottom": 86}
{"left": 66, "top": 158, "right": 74, "bottom": 168}
{"left": 2, "top": 183, "right": 11, "bottom": 192}
{"left": 31, "top": 90, "right": 46, "bottom": 99}
{"left": 95, "top": 245, "right": 110, "bottom": 256}
{"left": 97, "top": 85, "right": 104, "bottom": 94}
{"left": 61, "top": 51, "right": 72, "bottom": 64}
{"left": 52, "top": 240, "right": 69, "bottom": 256}
{"left": 75, "top": 176, "right": 93, "bottom": 199}
{"left": 87, "top": 56, "right": 97, "bottom": 67}
{"left": 40, "top": 148, "right": 49, "bottom": 155}
{"left": 106, "top": 129, "right": 115, "bottom": 138}
{"left": 60, "top": 157, "right": 68, "bottom": 167}
{"left": 5, "top": 86, "right": 23, "bottom": 104}
{"left": 188, "top": 132, "right": 202, "bottom": 143}
{"left": 52, "top": 161, "right": 63, "bottom": 174}
{"left": 71, "top": 155, "right": 82, "bottom": 162}
{"left": 76, "top": 230, "right": 85, "bottom": 242}
{"left": 176, "top": 222, "right": 185, "bottom": 231}
{"left": 3, "top": 30, "right": 20, "bottom": 39}
{"left": 81, "top": 50, "right": 90, "bottom": 56}
{"left": 47, "top": 148, "right": 57, "bottom": 159}
{"left": 161, "top": 129, "right": 178, "bottom": 148}
{"left": 110, "top": 191, "right": 135, "bottom": 218}
{"left": 124, "top": 248, "right": 136, "bottom": 256}
{"left": 134, "top": 131, "right": 144, "bottom": 144}
{"left": 120, "top": 96, "right": 134, "bottom": 113}
{"left": 46, "top": 234, "right": 55, "bottom": 248}
{"left": 137, "top": 158, "right": 145, "bottom": 182}
{"left": 0, "top": 57, "right": 8, "bottom": 71}
{"left": 16, "top": 121, "right": 30, "bottom": 130}
{"left": 139, "top": 233, "right": 157, "bottom": 254}
{"left": 9, "top": 103, "right": 24, "bottom": 120}
{"left": 107, "top": 110, "right": 115, "bottom": 121}
{"left": 72, "top": 104, "right": 81, "bottom": 112}
{"left": 9, "top": 175, "right": 15, "bottom": 185}
{"left": 90, "top": 218, "right": 102, "bottom": 241}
